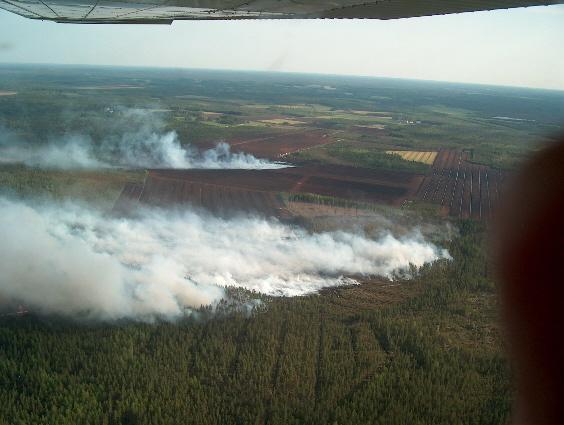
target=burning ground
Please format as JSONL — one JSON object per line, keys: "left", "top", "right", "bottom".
{"left": 0, "top": 197, "right": 450, "bottom": 320}
{"left": 0, "top": 107, "right": 453, "bottom": 321}
{"left": 0, "top": 109, "right": 287, "bottom": 170}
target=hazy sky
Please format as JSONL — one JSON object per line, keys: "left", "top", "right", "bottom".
{"left": 1, "top": 4, "right": 563, "bottom": 90}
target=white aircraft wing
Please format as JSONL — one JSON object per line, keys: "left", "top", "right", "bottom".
{"left": 0, "top": 0, "right": 561, "bottom": 24}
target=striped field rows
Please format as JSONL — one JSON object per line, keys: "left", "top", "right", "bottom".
{"left": 386, "top": 150, "right": 438, "bottom": 165}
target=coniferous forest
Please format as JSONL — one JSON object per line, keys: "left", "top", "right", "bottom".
{"left": 0, "top": 222, "right": 511, "bottom": 425}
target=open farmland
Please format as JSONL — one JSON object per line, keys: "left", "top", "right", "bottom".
{"left": 256, "top": 118, "right": 306, "bottom": 126}
{"left": 116, "top": 178, "right": 291, "bottom": 218}
{"left": 114, "top": 165, "right": 423, "bottom": 217}
{"left": 386, "top": 150, "right": 438, "bottom": 165}
{"left": 416, "top": 149, "right": 507, "bottom": 220}
{"left": 227, "top": 129, "right": 333, "bottom": 160}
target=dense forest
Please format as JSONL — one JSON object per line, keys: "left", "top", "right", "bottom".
{"left": 0, "top": 221, "right": 511, "bottom": 425}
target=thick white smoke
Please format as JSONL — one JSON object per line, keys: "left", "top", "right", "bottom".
{"left": 0, "top": 197, "right": 450, "bottom": 320}
{"left": 0, "top": 134, "right": 106, "bottom": 169}
{"left": 3, "top": 135, "right": 284, "bottom": 170}
{"left": 0, "top": 110, "right": 285, "bottom": 169}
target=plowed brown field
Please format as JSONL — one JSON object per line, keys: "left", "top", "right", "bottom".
{"left": 415, "top": 149, "right": 507, "bottom": 220}
{"left": 224, "top": 130, "right": 333, "bottom": 159}
{"left": 115, "top": 165, "right": 423, "bottom": 218}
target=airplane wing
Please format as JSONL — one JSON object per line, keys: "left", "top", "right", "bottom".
{"left": 0, "top": 0, "right": 562, "bottom": 24}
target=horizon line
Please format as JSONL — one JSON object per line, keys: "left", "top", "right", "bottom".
{"left": 1, "top": 61, "right": 563, "bottom": 93}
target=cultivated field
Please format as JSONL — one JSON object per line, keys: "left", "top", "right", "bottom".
{"left": 256, "top": 118, "right": 306, "bottom": 126}
{"left": 355, "top": 124, "right": 386, "bottom": 130}
{"left": 415, "top": 149, "right": 506, "bottom": 220}
{"left": 286, "top": 201, "right": 385, "bottom": 218}
{"left": 114, "top": 165, "right": 423, "bottom": 217}
{"left": 387, "top": 150, "right": 438, "bottom": 165}
{"left": 227, "top": 129, "right": 333, "bottom": 159}
{"left": 117, "top": 179, "right": 291, "bottom": 218}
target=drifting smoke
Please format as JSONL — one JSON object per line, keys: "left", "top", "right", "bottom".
{"left": 0, "top": 197, "right": 450, "bottom": 320}
{"left": 0, "top": 109, "right": 285, "bottom": 169}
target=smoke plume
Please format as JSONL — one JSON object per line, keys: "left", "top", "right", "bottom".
{"left": 0, "top": 109, "right": 285, "bottom": 169}
{"left": 0, "top": 197, "right": 450, "bottom": 320}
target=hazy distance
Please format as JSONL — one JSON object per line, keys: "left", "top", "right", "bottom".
{"left": 0, "top": 5, "right": 564, "bottom": 91}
